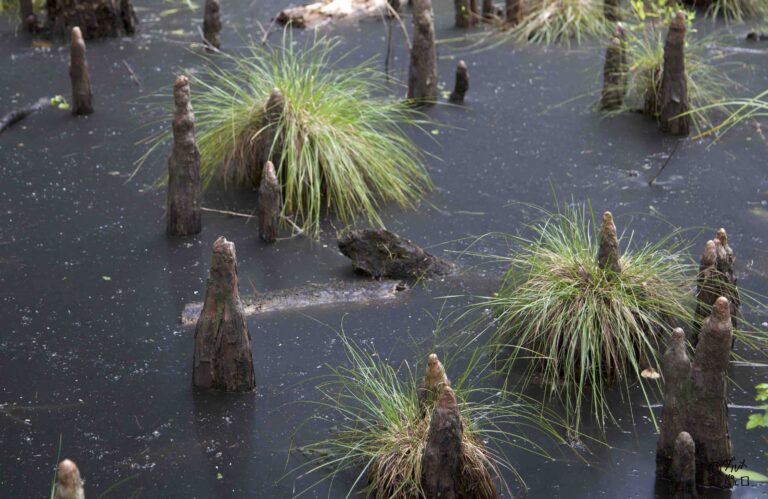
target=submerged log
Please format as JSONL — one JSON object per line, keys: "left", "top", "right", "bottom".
{"left": 181, "top": 279, "right": 407, "bottom": 325}
{"left": 656, "top": 297, "right": 733, "bottom": 488}
{"left": 0, "top": 98, "right": 50, "bottom": 134}
{"left": 70, "top": 27, "right": 94, "bottom": 116}
{"left": 276, "top": 0, "right": 387, "bottom": 29}
{"left": 659, "top": 12, "right": 690, "bottom": 135}
{"left": 203, "top": 0, "right": 222, "bottom": 50}
{"left": 600, "top": 24, "right": 628, "bottom": 111}
{"left": 597, "top": 211, "right": 621, "bottom": 274}
{"left": 671, "top": 432, "right": 697, "bottom": 499}
{"left": 407, "top": 0, "right": 438, "bottom": 104}
{"left": 505, "top": 0, "right": 521, "bottom": 24}
{"left": 449, "top": 60, "right": 469, "bottom": 104}
{"left": 258, "top": 161, "right": 282, "bottom": 243}
{"left": 166, "top": 75, "right": 202, "bottom": 236}
{"left": 693, "top": 230, "right": 740, "bottom": 344}
{"left": 54, "top": 459, "right": 84, "bottom": 499}
{"left": 337, "top": 228, "right": 453, "bottom": 280}
{"left": 192, "top": 237, "right": 256, "bottom": 392}
{"left": 46, "top": 0, "right": 136, "bottom": 39}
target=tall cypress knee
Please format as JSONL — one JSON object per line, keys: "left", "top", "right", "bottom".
{"left": 671, "top": 432, "right": 697, "bottom": 498}
{"left": 420, "top": 386, "right": 464, "bottom": 498}
{"left": 597, "top": 211, "right": 621, "bottom": 274}
{"left": 659, "top": 12, "right": 690, "bottom": 135}
{"left": 167, "top": 75, "right": 202, "bottom": 236}
{"left": 449, "top": 60, "right": 469, "bottom": 103}
{"left": 256, "top": 88, "right": 285, "bottom": 185}
{"left": 505, "top": 0, "right": 521, "bottom": 24}
{"left": 203, "top": 0, "right": 222, "bottom": 50}
{"left": 600, "top": 24, "right": 627, "bottom": 111}
{"left": 455, "top": 0, "right": 471, "bottom": 27}
{"left": 258, "top": 161, "right": 282, "bottom": 243}
{"left": 193, "top": 237, "right": 256, "bottom": 392}
{"left": 69, "top": 27, "right": 93, "bottom": 116}
{"left": 407, "top": 0, "right": 437, "bottom": 104}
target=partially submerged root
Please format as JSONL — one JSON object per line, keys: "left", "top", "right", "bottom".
{"left": 276, "top": 0, "right": 388, "bottom": 28}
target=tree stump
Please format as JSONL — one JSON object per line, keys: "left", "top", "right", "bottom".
{"left": 193, "top": 237, "right": 256, "bottom": 392}
{"left": 505, "top": 0, "right": 521, "bottom": 24}
{"left": 693, "top": 230, "right": 740, "bottom": 344}
{"left": 407, "top": 0, "right": 437, "bottom": 104}
{"left": 455, "top": 0, "right": 471, "bottom": 27}
{"left": 337, "top": 228, "right": 453, "bottom": 280}
{"left": 597, "top": 211, "right": 621, "bottom": 274}
{"left": 671, "top": 432, "right": 697, "bottom": 498}
{"left": 449, "top": 60, "right": 469, "bottom": 103}
{"left": 659, "top": 12, "right": 690, "bottom": 135}
{"left": 203, "top": 0, "right": 222, "bottom": 50}
{"left": 46, "top": 0, "right": 136, "bottom": 39}
{"left": 600, "top": 24, "right": 628, "bottom": 111}
{"left": 54, "top": 459, "right": 85, "bottom": 499}
{"left": 69, "top": 27, "right": 93, "bottom": 116}
{"left": 166, "top": 75, "right": 202, "bottom": 236}
{"left": 656, "top": 298, "right": 733, "bottom": 488}
{"left": 421, "top": 386, "right": 464, "bottom": 499}
{"left": 258, "top": 161, "right": 282, "bottom": 243}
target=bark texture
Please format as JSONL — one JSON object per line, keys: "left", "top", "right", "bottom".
{"left": 693, "top": 231, "right": 740, "bottom": 344}
{"left": 193, "top": 237, "right": 256, "bottom": 392}
{"left": 166, "top": 75, "right": 202, "bottom": 236}
{"left": 600, "top": 24, "right": 628, "bottom": 111}
{"left": 258, "top": 161, "right": 282, "bottom": 243}
{"left": 482, "top": 0, "right": 495, "bottom": 20}
{"left": 46, "top": 0, "right": 136, "bottom": 39}
{"left": 505, "top": 0, "right": 521, "bottom": 24}
{"left": 407, "top": 0, "right": 437, "bottom": 104}
{"left": 337, "top": 228, "right": 453, "bottom": 280}
{"left": 54, "top": 459, "right": 85, "bottom": 499}
{"left": 671, "top": 432, "right": 697, "bottom": 498}
{"left": 69, "top": 27, "right": 93, "bottom": 116}
{"left": 203, "top": 0, "right": 222, "bottom": 50}
{"left": 421, "top": 386, "right": 464, "bottom": 499}
{"left": 252, "top": 88, "right": 285, "bottom": 186}
{"left": 417, "top": 353, "right": 450, "bottom": 414}
{"left": 597, "top": 211, "right": 621, "bottom": 274}
{"left": 449, "top": 60, "right": 469, "bottom": 104}
{"left": 659, "top": 12, "right": 690, "bottom": 135}
{"left": 656, "top": 298, "right": 733, "bottom": 488}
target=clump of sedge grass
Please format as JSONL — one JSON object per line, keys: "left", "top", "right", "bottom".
{"left": 292, "top": 334, "right": 567, "bottom": 498}
{"left": 686, "top": 0, "right": 768, "bottom": 22}
{"left": 511, "top": 0, "right": 611, "bottom": 45}
{"left": 687, "top": 87, "right": 768, "bottom": 141}
{"left": 139, "top": 33, "right": 432, "bottom": 238}
{"left": 602, "top": 3, "right": 737, "bottom": 133}
{"left": 471, "top": 203, "right": 694, "bottom": 432}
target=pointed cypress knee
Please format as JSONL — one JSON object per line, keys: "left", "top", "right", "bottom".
{"left": 604, "top": 0, "right": 620, "bottom": 22}
{"left": 203, "top": 0, "right": 222, "bottom": 50}
{"left": 407, "top": 0, "right": 437, "bottom": 104}
{"left": 54, "top": 459, "right": 85, "bottom": 499}
{"left": 166, "top": 75, "right": 202, "bottom": 236}
{"left": 418, "top": 353, "right": 449, "bottom": 414}
{"left": 449, "top": 60, "right": 469, "bottom": 103}
{"left": 694, "top": 231, "right": 740, "bottom": 343}
{"left": 455, "top": 0, "right": 471, "bottom": 27}
{"left": 671, "top": 432, "right": 697, "bottom": 498}
{"left": 420, "top": 386, "right": 464, "bottom": 498}
{"left": 659, "top": 12, "right": 690, "bottom": 135}
{"left": 69, "top": 27, "right": 93, "bottom": 116}
{"left": 193, "top": 237, "right": 256, "bottom": 392}
{"left": 600, "top": 24, "right": 627, "bottom": 111}
{"left": 597, "top": 211, "right": 621, "bottom": 274}
{"left": 505, "top": 0, "right": 521, "bottom": 24}
{"left": 656, "top": 298, "right": 733, "bottom": 488}
{"left": 256, "top": 88, "right": 285, "bottom": 185}
{"left": 258, "top": 161, "right": 282, "bottom": 243}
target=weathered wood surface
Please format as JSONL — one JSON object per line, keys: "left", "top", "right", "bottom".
{"left": 258, "top": 161, "right": 282, "bottom": 243}
{"left": 182, "top": 279, "right": 407, "bottom": 325}
{"left": 449, "top": 60, "right": 469, "bottom": 103}
{"left": 70, "top": 27, "right": 94, "bottom": 116}
{"left": 597, "top": 211, "right": 621, "bottom": 274}
{"left": 671, "top": 431, "right": 697, "bottom": 498}
{"left": 600, "top": 24, "right": 627, "bottom": 111}
{"left": 54, "top": 459, "right": 85, "bottom": 499}
{"left": 276, "top": 0, "right": 388, "bottom": 29}
{"left": 421, "top": 386, "right": 465, "bottom": 499}
{"left": 659, "top": 12, "right": 690, "bottom": 135}
{"left": 407, "top": 0, "right": 438, "bottom": 104}
{"left": 46, "top": 0, "right": 136, "bottom": 39}
{"left": 203, "top": 0, "right": 222, "bottom": 50}
{"left": 693, "top": 230, "right": 740, "bottom": 343}
{"left": 338, "top": 228, "right": 453, "bottom": 279}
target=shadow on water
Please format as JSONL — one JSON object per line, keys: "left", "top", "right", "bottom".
{"left": 1, "top": 0, "right": 768, "bottom": 497}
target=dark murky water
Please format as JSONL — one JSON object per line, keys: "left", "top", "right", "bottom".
{"left": 1, "top": 1, "right": 767, "bottom": 497}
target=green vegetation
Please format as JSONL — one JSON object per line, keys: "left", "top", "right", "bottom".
{"left": 292, "top": 333, "right": 567, "bottom": 498}
{"left": 688, "top": 88, "right": 768, "bottom": 140}
{"left": 140, "top": 34, "right": 432, "bottom": 238}
{"left": 511, "top": 0, "right": 610, "bottom": 45}
{"left": 701, "top": 0, "right": 768, "bottom": 22}
{"left": 471, "top": 203, "right": 694, "bottom": 431}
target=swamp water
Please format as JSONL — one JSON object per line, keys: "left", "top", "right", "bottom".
{"left": 1, "top": 0, "right": 767, "bottom": 497}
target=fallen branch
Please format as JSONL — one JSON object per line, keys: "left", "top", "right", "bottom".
{"left": 0, "top": 97, "right": 50, "bottom": 134}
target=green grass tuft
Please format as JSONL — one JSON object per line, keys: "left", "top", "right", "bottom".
{"left": 139, "top": 33, "right": 432, "bottom": 238}
{"left": 511, "top": 0, "right": 611, "bottom": 45}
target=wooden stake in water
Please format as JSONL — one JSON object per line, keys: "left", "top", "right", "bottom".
{"left": 69, "top": 27, "right": 93, "bottom": 116}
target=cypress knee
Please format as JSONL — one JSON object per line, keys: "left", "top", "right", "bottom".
{"left": 256, "top": 88, "right": 285, "bottom": 185}
{"left": 455, "top": 0, "right": 471, "bottom": 28}
{"left": 258, "top": 161, "right": 282, "bottom": 243}
{"left": 407, "top": 0, "right": 437, "bottom": 104}
{"left": 482, "top": 0, "right": 495, "bottom": 20}
{"left": 449, "top": 60, "right": 469, "bottom": 103}
{"left": 659, "top": 12, "right": 690, "bottom": 135}
{"left": 193, "top": 237, "right": 256, "bottom": 392}
{"left": 600, "top": 24, "right": 627, "bottom": 111}
{"left": 693, "top": 231, "right": 740, "bottom": 344}
{"left": 671, "top": 432, "right": 697, "bottom": 498}
{"left": 54, "top": 459, "right": 85, "bottom": 499}
{"left": 505, "top": 0, "right": 521, "bottom": 24}
{"left": 420, "top": 386, "right": 464, "bottom": 498}
{"left": 69, "top": 27, "right": 93, "bottom": 116}
{"left": 47, "top": 0, "right": 136, "bottom": 39}
{"left": 166, "top": 75, "right": 202, "bottom": 236}
{"left": 597, "top": 211, "right": 621, "bottom": 274}
{"left": 203, "top": 0, "right": 222, "bottom": 50}
{"left": 418, "top": 353, "right": 449, "bottom": 414}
